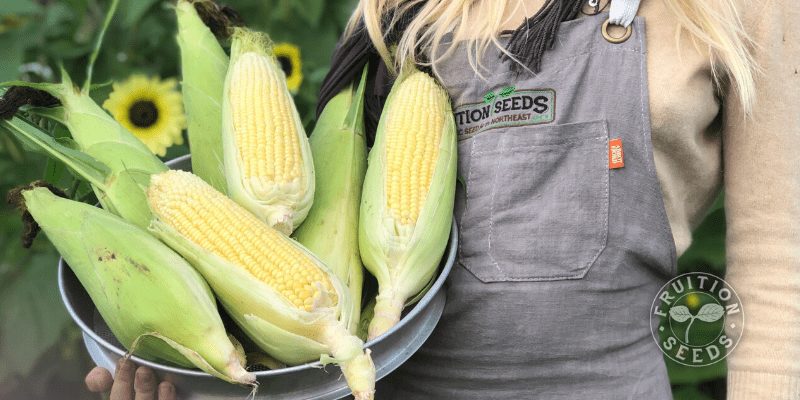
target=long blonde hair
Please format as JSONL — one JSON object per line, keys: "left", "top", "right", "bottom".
{"left": 345, "top": 0, "right": 756, "bottom": 113}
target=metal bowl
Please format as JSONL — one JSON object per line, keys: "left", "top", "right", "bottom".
{"left": 57, "top": 154, "right": 457, "bottom": 399}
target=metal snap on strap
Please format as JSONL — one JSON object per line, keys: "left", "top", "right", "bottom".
{"left": 581, "top": 0, "right": 609, "bottom": 16}
{"left": 601, "top": 19, "right": 632, "bottom": 43}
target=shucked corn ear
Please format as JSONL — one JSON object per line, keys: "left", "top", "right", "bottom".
{"left": 222, "top": 29, "right": 314, "bottom": 234}
{"left": 147, "top": 170, "right": 375, "bottom": 400}
{"left": 21, "top": 187, "right": 254, "bottom": 386}
{"left": 176, "top": 0, "right": 228, "bottom": 193}
{"left": 294, "top": 68, "right": 369, "bottom": 334}
{"left": 1, "top": 73, "right": 167, "bottom": 228}
{"left": 359, "top": 69, "right": 457, "bottom": 340}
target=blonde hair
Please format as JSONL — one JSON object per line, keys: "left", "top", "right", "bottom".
{"left": 346, "top": 0, "right": 756, "bottom": 113}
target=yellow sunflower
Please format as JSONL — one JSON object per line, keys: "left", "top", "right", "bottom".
{"left": 103, "top": 75, "right": 186, "bottom": 157}
{"left": 273, "top": 42, "right": 303, "bottom": 93}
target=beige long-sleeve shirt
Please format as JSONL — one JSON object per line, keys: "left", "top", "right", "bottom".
{"left": 501, "top": 0, "right": 800, "bottom": 398}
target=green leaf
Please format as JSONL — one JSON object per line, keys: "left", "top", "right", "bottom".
{"left": 119, "top": 0, "right": 160, "bottom": 28}
{"left": 291, "top": 0, "right": 325, "bottom": 27}
{"left": 0, "top": 28, "right": 26, "bottom": 81}
{"left": 671, "top": 385, "right": 717, "bottom": 400}
{"left": 667, "top": 356, "right": 726, "bottom": 385}
{"left": 0, "top": 0, "right": 41, "bottom": 15}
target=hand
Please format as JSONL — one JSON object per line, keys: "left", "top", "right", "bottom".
{"left": 85, "top": 358, "right": 177, "bottom": 400}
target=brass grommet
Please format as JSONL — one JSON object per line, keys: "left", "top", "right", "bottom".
{"left": 602, "top": 19, "right": 632, "bottom": 43}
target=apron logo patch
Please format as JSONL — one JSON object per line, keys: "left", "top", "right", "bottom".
{"left": 651, "top": 273, "right": 745, "bottom": 367}
{"left": 454, "top": 88, "right": 555, "bottom": 139}
{"left": 608, "top": 138, "right": 624, "bottom": 169}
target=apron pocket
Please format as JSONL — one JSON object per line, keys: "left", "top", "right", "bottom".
{"left": 459, "top": 120, "right": 610, "bottom": 282}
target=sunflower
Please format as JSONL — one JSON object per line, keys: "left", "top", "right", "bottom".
{"left": 273, "top": 42, "right": 303, "bottom": 93}
{"left": 103, "top": 75, "right": 186, "bottom": 157}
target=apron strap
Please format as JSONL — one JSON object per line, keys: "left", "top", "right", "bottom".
{"left": 609, "top": 0, "right": 641, "bottom": 27}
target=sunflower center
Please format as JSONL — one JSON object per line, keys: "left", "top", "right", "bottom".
{"left": 277, "top": 56, "right": 293, "bottom": 76}
{"left": 128, "top": 100, "right": 159, "bottom": 128}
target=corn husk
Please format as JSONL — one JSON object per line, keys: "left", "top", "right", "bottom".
{"left": 294, "top": 68, "right": 369, "bottom": 334}
{"left": 22, "top": 187, "right": 254, "bottom": 386}
{"left": 176, "top": 0, "right": 229, "bottom": 193}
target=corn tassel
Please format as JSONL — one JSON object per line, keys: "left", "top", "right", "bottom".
{"left": 359, "top": 69, "right": 457, "bottom": 340}
{"left": 176, "top": 0, "right": 228, "bottom": 193}
{"left": 222, "top": 29, "right": 314, "bottom": 234}
{"left": 147, "top": 170, "right": 375, "bottom": 399}
{"left": 294, "top": 68, "right": 369, "bottom": 334}
{"left": 21, "top": 187, "right": 254, "bottom": 386}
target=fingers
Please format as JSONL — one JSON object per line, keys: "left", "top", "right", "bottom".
{"left": 85, "top": 367, "right": 114, "bottom": 393}
{"left": 158, "top": 381, "right": 177, "bottom": 400}
{"left": 134, "top": 366, "right": 158, "bottom": 400}
{"left": 110, "top": 358, "right": 135, "bottom": 400}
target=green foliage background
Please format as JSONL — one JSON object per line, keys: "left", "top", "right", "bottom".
{"left": 0, "top": 1, "right": 727, "bottom": 398}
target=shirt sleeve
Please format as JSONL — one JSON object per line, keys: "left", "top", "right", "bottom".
{"left": 723, "top": 1, "right": 800, "bottom": 398}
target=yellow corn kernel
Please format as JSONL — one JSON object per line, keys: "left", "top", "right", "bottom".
{"left": 229, "top": 52, "right": 302, "bottom": 185}
{"left": 148, "top": 170, "right": 336, "bottom": 311}
{"left": 383, "top": 72, "right": 447, "bottom": 226}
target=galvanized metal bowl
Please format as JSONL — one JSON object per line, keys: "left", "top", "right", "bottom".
{"left": 57, "top": 154, "right": 457, "bottom": 399}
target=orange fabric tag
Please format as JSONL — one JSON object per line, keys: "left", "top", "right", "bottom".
{"left": 609, "top": 138, "right": 624, "bottom": 169}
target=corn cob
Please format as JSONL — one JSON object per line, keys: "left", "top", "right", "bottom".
{"left": 294, "top": 68, "right": 369, "bottom": 334}
{"left": 147, "top": 170, "right": 375, "bottom": 400}
{"left": 359, "top": 69, "right": 457, "bottom": 340}
{"left": 20, "top": 186, "right": 254, "bottom": 386}
{"left": 222, "top": 29, "right": 314, "bottom": 235}
{"left": 176, "top": 0, "right": 229, "bottom": 193}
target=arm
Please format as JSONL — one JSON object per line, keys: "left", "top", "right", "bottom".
{"left": 723, "top": 1, "right": 800, "bottom": 398}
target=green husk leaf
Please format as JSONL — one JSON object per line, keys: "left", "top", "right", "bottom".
{"left": 294, "top": 66, "right": 369, "bottom": 334}
{"left": 0, "top": 116, "right": 109, "bottom": 188}
{"left": 176, "top": 0, "right": 229, "bottom": 193}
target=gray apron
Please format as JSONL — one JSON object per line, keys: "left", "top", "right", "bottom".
{"left": 378, "top": 9, "right": 677, "bottom": 400}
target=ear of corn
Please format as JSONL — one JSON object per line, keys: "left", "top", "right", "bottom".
{"left": 147, "top": 170, "right": 375, "bottom": 400}
{"left": 1, "top": 75, "right": 167, "bottom": 228}
{"left": 176, "top": 0, "right": 229, "bottom": 193}
{"left": 23, "top": 187, "right": 254, "bottom": 386}
{"left": 293, "top": 68, "right": 369, "bottom": 334}
{"left": 222, "top": 29, "right": 314, "bottom": 235}
{"left": 359, "top": 69, "right": 457, "bottom": 340}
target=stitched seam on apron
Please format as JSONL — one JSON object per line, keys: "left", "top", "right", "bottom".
{"left": 471, "top": 136, "right": 607, "bottom": 156}
{"left": 637, "top": 20, "right": 653, "bottom": 176}
{"left": 486, "top": 134, "right": 509, "bottom": 280}
{"left": 457, "top": 141, "right": 473, "bottom": 271}
{"left": 634, "top": 18, "right": 679, "bottom": 272}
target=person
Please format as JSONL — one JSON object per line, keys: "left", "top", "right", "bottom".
{"left": 87, "top": 0, "right": 799, "bottom": 398}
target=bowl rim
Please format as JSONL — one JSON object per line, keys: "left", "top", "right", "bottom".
{"left": 57, "top": 153, "right": 458, "bottom": 377}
